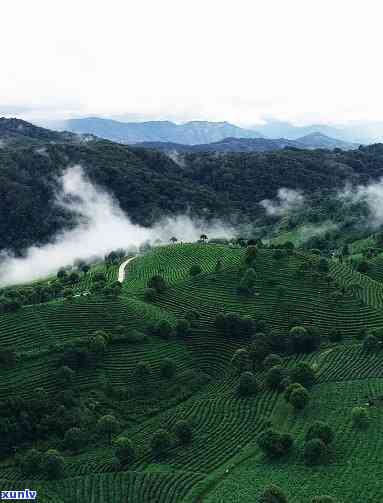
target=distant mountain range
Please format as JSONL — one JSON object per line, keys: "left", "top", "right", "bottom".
{"left": 57, "top": 117, "right": 263, "bottom": 145}
{"left": 0, "top": 118, "right": 358, "bottom": 154}
{"left": 136, "top": 133, "right": 357, "bottom": 153}
{"left": 253, "top": 120, "right": 383, "bottom": 144}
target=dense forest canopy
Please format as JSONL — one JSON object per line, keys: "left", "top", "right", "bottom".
{"left": 1, "top": 120, "right": 383, "bottom": 254}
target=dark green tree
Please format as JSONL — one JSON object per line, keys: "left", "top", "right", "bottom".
{"left": 290, "top": 362, "right": 315, "bottom": 387}
{"left": 306, "top": 421, "right": 334, "bottom": 445}
{"left": 151, "top": 429, "right": 172, "bottom": 456}
{"left": 97, "top": 415, "right": 120, "bottom": 445}
{"left": 174, "top": 420, "right": 193, "bottom": 444}
{"left": 160, "top": 358, "right": 176, "bottom": 378}
{"left": 259, "top": 485, "right": 287, "bottom": 503}
{"left": 304, "top": 438, "right": 328, "bottom": 465}
{"left": 266, "top": 365, "right": 285, "bottom": 390}
{"left": 239, "top": 371, "right": 258, "bottom": 396}
{"left": 42, "top": 449, "right": 65, "bottom": 479}
{"left": 189, "top": 264, "right": 202, "bottom": 276}
{"left": 257, "top": 428, "right": 294, "bottom": 458}
{"left": 113, "top": 437, "right": 135, "bottom": 465}
{"left": 148, "top": 275, "right": 167, "bottom": 293}
{"left": 289, "top": 386, "right": 310, "bottom": 410}
{"left": 64, "top": 427, "right": 86, "bottom": 452}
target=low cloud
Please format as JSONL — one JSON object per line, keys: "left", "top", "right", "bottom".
{"left": 165, "top": 150, "right": 186, "bottom": 168}
{"left": 260, "top": 188, "right": 304, "bottom": 216}
{"left": 0, "top": 165, "right": 234, "bottom": 286}
{"left": 297, "top": 221, "right": 338, "bottom": 244}
{"left": 338, "top": 179, "right": 383, "bottom": 228}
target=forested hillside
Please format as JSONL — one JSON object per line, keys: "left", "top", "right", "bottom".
{"left": 1, "top": 119, "right": 383, "bottom": 254}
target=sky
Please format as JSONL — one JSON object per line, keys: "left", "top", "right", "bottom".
{"left": 1, "top": 0, "right": 383, "bottom": 126}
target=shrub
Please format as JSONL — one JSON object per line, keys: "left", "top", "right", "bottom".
{"left": 306, "top": 421, "right": 334, "bottom": 445}
{"left": 231, "top": 348, "right": 250, "bottom": 373}
{"left": 113, "top": 437, "right": 135, "bottom": 465}
{"left": 160, "top": 358, "right": 176, "bottom": 378}
{"left": 245, "top": 245, "right": 258, "bottom": 265}
{"left": 289, "top": 386, "right": 310, "bottom": 410}
{"left": 363, "top": 334, "right": 380, "bottom": 352}
{"left": 97, "top": 415, "right": 120, "bottom": 445}
{"left": 304, "top": 438, "right": 328, "bottom": 465}
{"left": 185, "top": 309, "right": 200, "bottom": 323}
{"left": 134, "top": 361, "right": 151, "bottom": 379}
{"left": 174, "top": 420, "right": 193, "bottom": 444}
{"left": 64, "top": 427, "right": 86, "bottom": 452}
{"left": 57, "top": 365, "right": 75, "bottom": 388}
{"left": 144, "top": 287, "right": 157, "bottom": 302}
{"left": 328, "top": 329, "right": 343, "bottom": 343}
{"left": 263, "top": 354, "right": 283, "bottom": 369}
{"left": 285, "top": 382, "right": 304, "bottom": 401}
{"left": 290, "top": 362, "right": 315, "bottom": 387}
{"left": 189, "top": 264, "right": 202, "bottom": 276}
{"left": 266, "top": 365, "right": 285, "bottom": 390}
{"left": 18, "top": 449, "right": 43, "bottom": 476}
{"left": 215, "top": 259, "right": 223, "bottom": 272}
{"left": 290, "top": 326, "right": 320, "bottom": 353}
{"left": 42, "top": 449, "right": 65, "bottom": 479}
{"left": 357, "top": 260, "right": 369, "bottom": 274}
{"left": 176, "top": 318, "right": 191, "bottom": 337}
{"left": 148, "top": 275, "right": 167, "bottom": 293}
{"left": 239, "top": 268, "right": 257, "bottom": 294}
{"left": 351, "top": 406, "right": 370, "bottom": 429}
{"left": 259, "top": 484, "right": 287, "bottom": 503}
{"left": 239, "top": 371, "right": 258, "bottom": 396}
{"left": 89, "top": 333, "right": 107, "bottom": 355}
{"left": 125, "top": 330, "right": 147, "bottom": 343}
{"left": 257, "top": 428, "right": 294, "bottom": 458}
{"left": 156, "top": 319, "right": 174, "bottom": 339}
{"left": 215, "top": 312, "right": 255, "bottom": 338}
{"left": 151, "top": 429, "right": 172, "bottom": 456}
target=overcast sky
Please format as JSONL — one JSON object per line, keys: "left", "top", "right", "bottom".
{"left": 1, "top": 0, "right": 382, "bottom": 126}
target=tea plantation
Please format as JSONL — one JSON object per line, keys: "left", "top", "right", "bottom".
{"left": 0, "top": 242, "right": 383, "bottom": 502}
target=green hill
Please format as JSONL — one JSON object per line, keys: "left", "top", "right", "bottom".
{"left": 1, "top": 243, "right": 383, "bottom": 502}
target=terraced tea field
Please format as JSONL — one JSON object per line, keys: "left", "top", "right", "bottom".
{"left": 1, "top": 243, "right": 383, "bottom": 502}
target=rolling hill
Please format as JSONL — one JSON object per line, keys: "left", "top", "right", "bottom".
{"left": 1, "top": 242, "right": 383, "bottom": 502}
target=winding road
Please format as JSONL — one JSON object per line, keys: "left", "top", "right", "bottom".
{"left": 117, "top": 256, "right": 136, "bottom": 283}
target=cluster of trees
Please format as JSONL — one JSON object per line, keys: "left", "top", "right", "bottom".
{"left": 257, "top": 420, "right": 334, "bottom": 466}
{"left": 17, "top": 448, "right": 65, "bottom": 479}
{"left": 215, "top": 312, "right": 256, "bottom": 339}
{"left": 151, "top": 419, "right": 193, "bottom": 457}
{"left": 0, "top": 383, "right": 99, "bottom": 462}
{"left": 265, "top": 362, "right": 315, "bottom": 392}
{"left": 227, "top": 322, "right": 321, "bottom": 370}
{"left": 0, "top": 256, "right": 126, "bottom": 314}
{"left": 132, "top": 357, "right": 177, "bottom": 381}
{"left": 231, "top": 343, "right": 315, "bottom": 404}
{"left": 109, "top": 419, "right": 194, "bottom": 467}
{"left": 61, "top": 330, "right": 112, "bottom": 370}
{"left": 258, "top": 485, "right": 338, "bottom": 503}
{"left": 145, "top": 274, "right": 168, "bottom": 302}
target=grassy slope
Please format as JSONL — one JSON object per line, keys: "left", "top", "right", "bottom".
{"left": 1, "top": 243, "right": 383, "bottom": 502}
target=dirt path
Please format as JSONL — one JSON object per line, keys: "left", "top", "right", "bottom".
{"left": 117, "top": 256, "right": 136, "bottom": 283}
